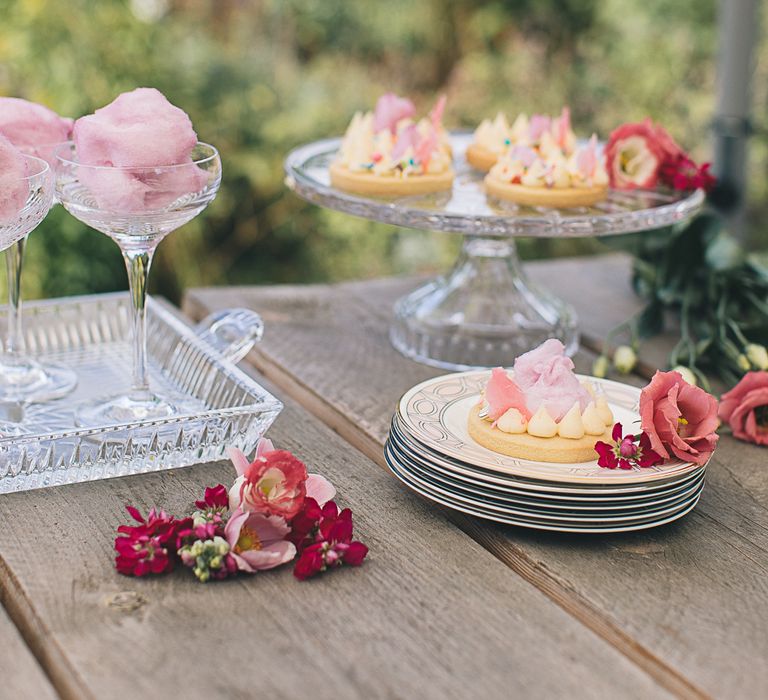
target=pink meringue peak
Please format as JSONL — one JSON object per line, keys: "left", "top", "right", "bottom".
{"left": 0, "top": 134, "right": 30, "bottom": 224}
{"left": 512, "top": 339, "right": 591, "bottom": 421}
{"left": 485, "top": 367, "right": 530, "bottom": 421}
{"left": 0, "top": 97, "right": 73, "bottom": 167}
{"left": 373, "top": 93, "right": 416, "bottom": 134}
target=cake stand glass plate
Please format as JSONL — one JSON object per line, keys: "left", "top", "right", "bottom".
{"left": 285, "top": 133, "right": 704, "bottom": 369}
{"left": 396, "top": 371, "right": 708, "bottom": 485}
{"left": 0, "top": 293, "right": 282, "bottom": 493}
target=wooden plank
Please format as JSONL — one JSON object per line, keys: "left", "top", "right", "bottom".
{"left": 0, "top": 598, "right": 59, "bottom": 699}
{"left": 0, "top": 375, "right": 668, "bottom": 698}
{"left": 184, "top": 266, "right": 768, "bottom": 700}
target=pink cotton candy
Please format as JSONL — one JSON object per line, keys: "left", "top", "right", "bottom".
{"left": 0, "top": 97, "right": 72, "bottom": 167}
{"left": 392, "top": 124, "right": 420, "bottom": 161}
{"left": 373, "top": 93, "right": 416, "bottom": 134}
{"left": 513, "top": 339, "right": 591, "bottom": 420}
{"left": 0, "top": 134, "right": 30, "bottom": 224}
{"left": 485, "top": 367, "right": 531, "bottom": 421}
{"left": 73, "top": 88, "right": 208, "bottom": 211}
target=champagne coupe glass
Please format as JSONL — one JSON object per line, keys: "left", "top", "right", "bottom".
{"left": 55, "top": 142, "right": 221, "bottom": 426}
{"left": 0, "top": 142, "right": 78, "bottom": 403}
{"left": 0, "top": 155, "right": 54, "bottom": 429}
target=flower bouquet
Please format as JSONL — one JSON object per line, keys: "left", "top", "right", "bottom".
{"left": 595, "top": 119, "right": 768, "bottom": 447}
{"left": 115, "top": 439, "right": 368, "bottom": 582}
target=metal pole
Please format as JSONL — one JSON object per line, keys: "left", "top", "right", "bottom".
{"left": 713, "top": 0, "right": 759, "bottom": 241}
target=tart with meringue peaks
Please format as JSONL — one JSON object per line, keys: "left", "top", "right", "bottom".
{"left": 467, "top": 108, "right": 576, "bottom": 172}
{"left": 468, "top": 340, "right": 615, "bottom": 463}
{"left": 329, "top": 93, "right": 454, "bottom": 196}
{"left": 485, "top": 132, "right": 609, "bottom": 208}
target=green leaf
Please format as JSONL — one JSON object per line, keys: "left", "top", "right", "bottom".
{"left": 637, "top": 300, "right": 664, "bottom": 339}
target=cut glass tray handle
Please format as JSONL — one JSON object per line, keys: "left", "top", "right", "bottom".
{"left": 194, "top": 308, "right": 264, "bottom": 364}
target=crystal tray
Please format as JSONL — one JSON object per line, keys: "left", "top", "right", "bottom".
{"left": 0, "top": 293, "right": 282, "bottom": 493}
{"left": 284, "top": 132, "right": 705, "bottom": 238}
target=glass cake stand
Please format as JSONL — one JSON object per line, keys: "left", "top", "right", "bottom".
{"left": 284, "top": 133, "right": 704, "bottom": 370}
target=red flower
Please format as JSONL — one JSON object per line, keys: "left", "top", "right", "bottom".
{"left": 195, "top": 484, "right": 229, "bottom": 511}
{"left": 114, "top": 506, "right": 187, "bottom": 577}
{"left": 595, "top": 423, "right": 664, "bottom": 470}
{"left": 718, "top": 372, "right": 768, "bottom": 446}
{"left": 660, "top": 154, "right": 716, "bottom": 192}
{"left": 291, "top": 500, "right": 368, "bottom": 580}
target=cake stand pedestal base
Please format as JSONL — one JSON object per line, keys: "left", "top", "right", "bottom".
{"left": 389, "top": 236, "right": 578, "bottom": 370}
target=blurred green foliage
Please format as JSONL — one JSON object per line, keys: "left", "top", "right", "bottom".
{"left": 0, "top": 0, "right": 762, "bottom": 303}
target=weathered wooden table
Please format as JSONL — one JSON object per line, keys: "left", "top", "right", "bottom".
{"left": 0, "top": 254, "right": 765, "bottom": 699}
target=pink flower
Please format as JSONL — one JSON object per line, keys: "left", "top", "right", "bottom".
{"left": 595, "top": 423, "right": 663, "bottom": 470}
{"left": 224, "top": 508, "right": 296, "bottom": 572}
{"left": 484, "top": 367, "right": 530, "bottom": 421}
{"left": 373, "top": 93, "right": 416, "bottom": 134}
{"left": 291, "top": 500, "right": 368, "bottom": 580}
{"left": 227, "top": 446, "right": 308, "bottom": 518}
{"left": 718, "top": 372, "right": 768, "bottom": 446}
{"left": 114, "top": 506, "right": 188, "bottom": 577}
{"left": 228, "top": 439, "right": 335, "bottom": 517}
{"left": 639, "top": 371, "right": 719, "bottom": 465}
{"left": 605, "top": 119, "right": 666, "bottom": 189}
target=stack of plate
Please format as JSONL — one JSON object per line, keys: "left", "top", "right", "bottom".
{"left": 385, "top": 371, "right": 708, "bottom": 533}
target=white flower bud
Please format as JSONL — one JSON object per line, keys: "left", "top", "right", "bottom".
{"left": 745, "top": 343, "right": 768, "bottom": 370}
{"left": 671, "top": 365, "right": 697, "bottom": 386}
{"left": 737, "top": 354, "right": 751, "bottom": 372}
{"left": 592, "top": 355, "right": 609, "bottom": 378}
{"left": 613, "top": 345, "right": 637, "bottom": 374}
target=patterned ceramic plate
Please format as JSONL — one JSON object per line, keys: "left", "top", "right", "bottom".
{"left": 385, "top": 441, "right": 704, "bottom": 522}
{"left": 385, "top": 448, "right": 702, "bottom": 533}
{"left": 390, "top": 415, "right": 706, "bottom": 497}
{"left": 386, "top": 435, "right": 706, "bottom": 512}
{"left": 397, "top": 371, "right": 708, "bottom": 485}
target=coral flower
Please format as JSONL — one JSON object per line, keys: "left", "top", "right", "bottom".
{"left": 719, "top": 371, "right": 768, "bottom": 446}
{"left": 639, "top": 370, "right": 719, "bottom": 465}
{"left": 224, "top": 508, "right": 296, "bottom": 573}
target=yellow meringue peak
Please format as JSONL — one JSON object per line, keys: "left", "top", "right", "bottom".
{"left": 582, "top": 402, "right": 606, "bottom": 435}
{"left": 580, "top": 380, "right": 596, "bottom": 399}
{"left": 557, "top": 403, "right": 585, "bottom": 439}
{"left": 527, "top": 405, "right": 557, "bottom": 438}
{"left": 595, "top": 396, "right": 614, "bottom": 426}
{"left": 497, "top": 408, "right": 527, "bottom": 434}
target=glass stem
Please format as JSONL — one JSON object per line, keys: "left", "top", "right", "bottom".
{"left": 123, "top": 247, "right": 155, "bottom": 402}
{"left": 4, "top": 236, "right": 27, "bottom": 361}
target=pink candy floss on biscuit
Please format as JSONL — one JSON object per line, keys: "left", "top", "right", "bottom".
{"left": 373, "top": 93, "right": 416, "bottom": 135}
{"left": 0, "top": 134, "right": 30, "bottom": 224}
{"left": 73, "top": 87, "right": 208, "bottom": 211}
{"left": 0, "top": 97, "right": 73, "bottom": 167}
{"left": 512, "top": 339, "right": 591, "bottom": 420}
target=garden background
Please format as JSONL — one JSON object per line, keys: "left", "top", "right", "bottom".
{"left": 1, "top": 0, "right": 765, "bottom": 304}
